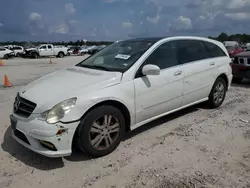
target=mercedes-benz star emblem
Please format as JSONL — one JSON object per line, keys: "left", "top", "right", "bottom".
{"left": 14, "top": 98, "right": 20, "bottom": 112}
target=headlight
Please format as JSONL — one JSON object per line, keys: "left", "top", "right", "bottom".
{"left": 38, "top": 97, "right": 77, "bottom": 124}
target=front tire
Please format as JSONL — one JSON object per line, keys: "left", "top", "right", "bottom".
{"left": 32, "top": 53, "right": 38, "bottom": 59}
{"left": 76, "top": 105, "right": 125, "bottom": 157}
{"left": 3, "top": 54, "right": 8, "bottom": 59}
{"left": 207, "top": 77, "right": 227, "bottom": 108}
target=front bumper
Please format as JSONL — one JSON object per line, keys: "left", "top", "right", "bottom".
{"left": 10, "top": 114, "right": 79, "bottom": 158}
{"left": 232, "top": 64, "right": 250, "bottom": 79}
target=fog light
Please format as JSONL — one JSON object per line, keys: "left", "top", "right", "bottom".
{"left": 40, "top": 140, "right": 57, "bottom": 151}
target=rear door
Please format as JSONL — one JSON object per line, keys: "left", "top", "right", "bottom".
{"left": 203, "top": 40, "right": 230, "bottom": 79}
{"left": 176, "top": 39, "right": 214, "bottom": 106}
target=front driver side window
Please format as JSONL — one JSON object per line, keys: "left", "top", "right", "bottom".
{"left": 39, "top": 45, "right": 47, "bottom": 50}
{"left": 135, "top": 41, "right": 178, "bottom": 78}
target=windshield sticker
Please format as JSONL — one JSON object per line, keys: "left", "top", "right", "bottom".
{"left": 115, "top": 54, "right": 131, "bottom": 60}
{"left": 123, "top": 63, "right": 128, "bottom": 66}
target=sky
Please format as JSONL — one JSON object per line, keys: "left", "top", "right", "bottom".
{"left": 0, "top": 0, "right": 250, "bottom": 41}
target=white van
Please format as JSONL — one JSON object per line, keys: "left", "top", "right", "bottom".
{"left": 223, "top": 41, "right": 239, "bottom": 47}
{"left": 10, "top": 36, "right": 233, "bottom": 158}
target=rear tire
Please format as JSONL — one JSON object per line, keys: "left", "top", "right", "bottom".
{"left": 76, "top": 105, "right": 125, "bottom": 157}
{"left": 207, "top": 77, "right": 227, "bottom": 108}
{"left": 58, "top": 52, "right": 64, "bottom": 58}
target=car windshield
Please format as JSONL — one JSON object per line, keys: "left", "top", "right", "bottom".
{"left": 75, "top": 40, "right": 156, "bottom": 72}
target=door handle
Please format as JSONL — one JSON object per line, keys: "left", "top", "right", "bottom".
{"left": 174, "top": 70, "right": 182, "bottom": 76}
{"left": 209, "top": 62, "right": 215, "bottom": 66}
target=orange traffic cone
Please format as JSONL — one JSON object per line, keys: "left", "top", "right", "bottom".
{"left": 0, "top": 60, "right": 3, "bottom": 66}
{"left": 4, "top": 75, "right": 11, "bottom": 87}
{"left": 49, "top": 57, "right": 52, "bottom": 64}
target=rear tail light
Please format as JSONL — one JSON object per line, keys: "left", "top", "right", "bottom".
{"left": 229, "top": 59, "right": 233, "bottom": 69}
{"left": 229, "top": 62, "right": 232, "bottom": 68}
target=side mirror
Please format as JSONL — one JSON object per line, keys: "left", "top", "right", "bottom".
{"left": 142, "top": 64, "right": 160, "bottom": 76}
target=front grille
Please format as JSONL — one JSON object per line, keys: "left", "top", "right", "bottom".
{"left": 14, "top": 130, "right": 30, "bottom": 145}
{"left": 233, "top": 57, "right": 238, "bottom": 64}
{"left": 239, "top": 58, "right": 245, "bottom": 65}
{"left": 247, "top": 58, "right": 250, "bottom": 65}
{"left": 13, "top": 93, "right": 37, "bottom": 118}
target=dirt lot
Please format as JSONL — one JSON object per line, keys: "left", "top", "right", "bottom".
{"left": 0, "top": 56, "right": 250, "bottom": 188}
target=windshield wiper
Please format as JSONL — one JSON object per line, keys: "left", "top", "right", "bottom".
{"left": 79, "top": 64, "right": 112, "bottom": 71}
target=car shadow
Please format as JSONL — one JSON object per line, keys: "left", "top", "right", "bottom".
{"left": 66, "top": 104, "right": 201, "bottom": 162}
{"left": 123, "top": 104, "right": 200, "bottom": 140}
{"left": 1, "top": 126, "right": 65, "bottom": 170}
{"left": 231, "top": 79, "right": 250, "bottom": 88}
{"left": 1, "top": 103, "right": 203, "bottom": 167}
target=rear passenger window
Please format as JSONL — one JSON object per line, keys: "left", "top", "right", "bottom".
{"left": 176, "top": 40, "right": 209, "bottom": 64}
{"left": 203, "top": 41, "right": 226, "bottom": 57}
{"left": 143, "top": 41, "right": 178, "bottom": 69}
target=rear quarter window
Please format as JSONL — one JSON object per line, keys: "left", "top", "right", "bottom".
{"left": 176, "top": 40, "right": 209, "bottom": 64}
{"left": 203, "top": 41, "right": 227, "bottom": 58}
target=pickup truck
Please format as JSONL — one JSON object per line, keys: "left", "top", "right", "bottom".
{"left": 22, "top": 44, "right": 68, "bottom": 58}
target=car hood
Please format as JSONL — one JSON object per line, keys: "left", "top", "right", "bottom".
{"left": 25, "top": 48, "right": 37, "bottom": 51}
{"left": 19, "top": 66, "right": 122, "bottom": 112}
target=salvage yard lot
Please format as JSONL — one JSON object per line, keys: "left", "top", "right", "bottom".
{"left": 0, "top": 56, "right": 250, "bottom": 188}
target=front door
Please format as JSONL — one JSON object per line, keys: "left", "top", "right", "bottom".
{"left": 38, "top": 45, "right": 48, "bottom": 56}
{"left": 134, "top": 41, "right": 184, "bottom": 123}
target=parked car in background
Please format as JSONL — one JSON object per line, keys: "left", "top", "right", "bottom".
{"left": 231, "top": 51, "right": 250, "bottom": 83}
{"left": 4, "top": 45, "right": 24, "bottom": 57}
{"left": 10, "top": 36, "right": 232, "bottom": 158}
{"left": 226, "top": 45, "right": 244, "bottom": 58}
{"left": 22, "top": 44, "right": 68, "bottom": 58}
{"left": 97, "top": 45, "right": 107, "bottom": 52}
{"left": 87, "top": 45, "right": 99, "bottom": 55}
{"left": 241, "top": 43, "right": 250, "bottom": 50}
{"left": 67, "top": 46, "right": 81, "bottom": 56}
{"left": 0, "top": 47, "right": 15, "bottom": 59}
{"left": 67, "top": 46, "right": 88, "bottom": 56}
{"left": 223, "top": 41, "right": 239, "bottom": 47}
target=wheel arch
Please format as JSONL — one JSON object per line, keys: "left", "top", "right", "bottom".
{"left": 71, "top": 99, "right": 132, "bottom": 150}
{"left": 79, "top": 100, "right": 131, "bottom": 132}
{"left": 58, "top": 51, "right": 65, "bottom": 56}
{"left": 217, "top": 73, "right": 229, "bottom": 90}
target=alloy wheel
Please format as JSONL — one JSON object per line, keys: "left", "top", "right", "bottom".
{"left": 213, "top": 82, "right": 225, "bottom": 105}
{"left": 89, "top": 114, "right": 120, "bottom": 150}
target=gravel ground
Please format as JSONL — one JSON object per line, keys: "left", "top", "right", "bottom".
{"left": 0, "top": 56, "right": 250, "bottom": 188}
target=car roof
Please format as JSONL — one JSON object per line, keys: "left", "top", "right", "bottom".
{"left": 124, "top": 37, "right": 167, "bottom": 42}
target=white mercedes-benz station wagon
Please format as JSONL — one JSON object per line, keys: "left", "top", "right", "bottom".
{"left": 10, "top": 36, "right": 233, "bottom": 158}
